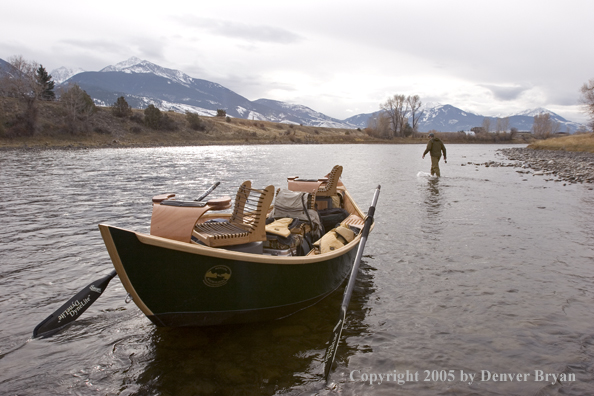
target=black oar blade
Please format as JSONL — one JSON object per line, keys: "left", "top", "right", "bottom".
{"left": 33, "top": 270, "right": 117, "bottom": 338}
{"left": 323, "top": 307, "right": 346, "bottom": 380}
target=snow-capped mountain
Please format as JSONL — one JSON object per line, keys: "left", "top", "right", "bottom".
{"left": 345, "top": 103, "right": 585, "bottom": 133}
{"left": 5, "top": 56, "right": 580, "bottom": 132}
{"left": 53, "top": 57, "right": 352, "bottom": 127}
{"left": 49, "top": 66, "right": 85, "bottom": 84}
{"left": 99, "top": 57, "right": 196, "bottom": 87}
{"left": 253, "top": 99, "right": 352, "bottom": 128}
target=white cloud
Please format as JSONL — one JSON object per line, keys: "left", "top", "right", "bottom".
{"left": 1, "top": 0, "right": 593, "bottom": 123}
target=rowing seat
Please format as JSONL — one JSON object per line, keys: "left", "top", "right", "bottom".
{"left": 287, "top": 165, "right": 343, "bottom": 196}
{"left": 192, "top": 181, "right": 274, "bottom": 248}
{"left": 316, "top": 165, "right": 343, "bottom": 197}
{"left": 150, "top": 196, "right": 232, "bottom": 243}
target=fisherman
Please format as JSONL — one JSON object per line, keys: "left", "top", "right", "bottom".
{"left": 422, "top": 133, "right": 447, "bottom": 177}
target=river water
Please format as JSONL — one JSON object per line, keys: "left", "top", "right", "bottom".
{"left": 1, "top": 144, "right": 593, "bottom": 395}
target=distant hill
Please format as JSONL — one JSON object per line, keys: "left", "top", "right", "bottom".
{"left": 345, "top": 104, "right": 585, "bottom": 133}
{"left": 0, "top": 57, "right": 586, "bottom": 133}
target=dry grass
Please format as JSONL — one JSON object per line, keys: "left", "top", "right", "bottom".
{"left": 528, "top": 133, "right": 594, "bottom": 153}
{"left": 0, "top": 96, "right": 543, "bottom": 149}
{"left": 0, "top": 97, "right": 387, "bottom": 148}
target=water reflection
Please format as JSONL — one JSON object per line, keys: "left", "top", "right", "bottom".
{"left": 421, "top": 178, "right": 444, "bottom": 237}
{"left": 131, "top": 262, "right": 376, "bottom": 395}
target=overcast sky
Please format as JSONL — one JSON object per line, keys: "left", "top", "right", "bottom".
{"left": 2, "top": 0, "right": 593, "bottom": 123}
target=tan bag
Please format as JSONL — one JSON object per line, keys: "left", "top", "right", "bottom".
{"left": 265, "top": 218, "right": 293, "bottom": 238}
{"left": 313, "top": 226, "right": 355, "bottom": 254}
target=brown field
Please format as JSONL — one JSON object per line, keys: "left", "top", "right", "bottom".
{"left": 0, "top": 97, "right": 392, "bottom": 149}
{"left": 4, "top": 96, "right": 590, "bottom": 150}
{"left": 528, "top": 133, "right": 594, "bottom": 153}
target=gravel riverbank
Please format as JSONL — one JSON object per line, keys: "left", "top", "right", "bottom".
{"left": 487, "top": 147, "right": 594, "bottom": 185}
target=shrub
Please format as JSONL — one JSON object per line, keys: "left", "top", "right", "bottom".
{"left": 225, "top": 116, "right": 231, "bottom": 123}
{"left": 216, "top": 109, "right": 226, "bottom": 117}
{"left": 130, "top": 113, "right": 143, "bottom": 124}
{"left": 93, "top": 126, "right": 110, "bottom": 134}
{"left": 111, "top": 96, "right": 132, "bottom": 117}
{"left": 59, "top": 83, "right": 96, "bottom": 133}
{"left": 144, "top": 104, "right": 162, "bottom": 129}
{"left": 185, "top": 111, "right": 205, "bottom": 131}
{"left": 161, "top": 114, "right": 177, "bottom": 131}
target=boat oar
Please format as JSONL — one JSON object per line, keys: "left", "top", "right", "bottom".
{"left": 195, "top": 181, "right": 220, "bottom": 201}
{"left": 323, "top": 185, "right": 381, "bottom": 381}
{"left": 33, "top": 182, "right": 221, "bottom": 338}
{"left": 33, "top": 270, "right": 118, "bottom": 338}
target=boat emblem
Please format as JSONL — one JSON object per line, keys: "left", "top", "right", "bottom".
{"left": 203, "top": 265, "right": 232, "bottom": 287}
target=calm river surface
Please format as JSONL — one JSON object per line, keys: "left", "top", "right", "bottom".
{"left": 1, "top": 144, "right": 593, "bottom": 395}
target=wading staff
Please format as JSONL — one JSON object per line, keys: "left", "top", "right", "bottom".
{"left": 323, "top": 185, "right": 381, "bottom": 381}
{"left": 32, "top": 181, "right": 221, "bottom": 338}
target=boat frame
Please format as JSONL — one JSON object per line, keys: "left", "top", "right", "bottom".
{"left": 99, "top": 184, "right": 373, "bottom": 327}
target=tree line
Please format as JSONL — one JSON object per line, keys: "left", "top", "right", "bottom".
{"left": 0, "top": 55, "right": 213, "bottom": 137}
{"left": 366, "top": 94, "right": 423, "bottom": 138}
{"left": 368, "top": 85, "right": 594, "bottom": 139}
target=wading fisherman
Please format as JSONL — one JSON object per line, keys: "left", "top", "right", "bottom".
{"left": 422, "top": 133, "right": 447, "bottom": 177}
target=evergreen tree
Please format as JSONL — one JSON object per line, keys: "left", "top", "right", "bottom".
{"left": 144, "top": 105, "right": 163, "bottom": 129}
{"left": 112, "top": 96, "right": 132, "bottom": 117}
{"left": 36, "top": 65, "right": 55, "bottom": 100}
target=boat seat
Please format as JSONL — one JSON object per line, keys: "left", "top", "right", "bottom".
{"left": 192, "top": 181, "right": 274, "bottom": 248}
{"left": 341, "top": 214, "right": 365, "bottom": 230}
{"left": 316, "top": 165, "right": 342, "bottom": 197}
{"left": 287, "top": 165, "right": 343, "bottom": 198}
{"left": 150, "top": 196, "right": 232, "bottom": 242}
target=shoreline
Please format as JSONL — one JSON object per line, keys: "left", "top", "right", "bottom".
{"left": 496, "top": 147, "right": 594, "bottom": 185}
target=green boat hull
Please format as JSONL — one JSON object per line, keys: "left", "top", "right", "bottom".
{"left": 100, "top": 225, "right": 358, "bottom": 327}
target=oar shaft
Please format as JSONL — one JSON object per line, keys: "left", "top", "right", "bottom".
{"left": 340, "top": 186, "right": 380, "bottom": 311}
{"left": 324, "top": 185, "right": 380, "bottom": 381}
{"left": 195, "top": 181, "right": 220, "bottom": 201}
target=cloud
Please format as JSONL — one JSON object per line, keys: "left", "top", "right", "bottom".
{"left": 171, "top": 16, "right": 303, "bottom": 44}
{"left": 479, "top": 84, "right": 532, "bottom": 101}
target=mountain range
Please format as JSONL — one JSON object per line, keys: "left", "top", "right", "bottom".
{"left": 1, "top": 57, "right": 585, "bottom": 132}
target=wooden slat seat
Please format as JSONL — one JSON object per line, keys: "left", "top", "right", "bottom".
{"left": 192, "top": 181, "right": 274, "bottom": 247}
{"left": 341, "top": 214, "right": 365, "bottom": 230}
{"left": 316, "top": 165, "right": 343, "bottom": 197}
{"left": 286, "top": 165, "right": 343, "bottom": 198}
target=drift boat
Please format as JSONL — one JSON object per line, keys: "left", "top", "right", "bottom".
{"left": 98, "top": 165, "right": 375, "bottom": 328}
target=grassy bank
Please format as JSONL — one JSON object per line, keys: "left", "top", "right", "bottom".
{"left": 0, "top": 96, "right": 540, "bottom": 149}
{"left": 528, "top": 133, "right": 594, "bottom": 153}
{"left": 0, "top": 96, "right": 403, "bottom": 149}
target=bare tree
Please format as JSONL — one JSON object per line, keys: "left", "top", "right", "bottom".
{"left": 407, "top": 95, "right": 424, "bottom": 134}
{"left": 482, "top": 118, "right": 491, "bottom": 134}
{"left": 59, "top": 83, "right": 97, "bottom": 133}
{"left": 0, "top": 55, "right": 43, "bottom": 135}
{"left": 509, "top": 127, "right": 518, "bottom": 140}
{"left": 580, "top": 78, "right": 594, "bottom": 131}
{"left": 380, "top": 94, "right": 409, "bottom": 137}
{"left": 532, "top": 113, "right": 560, "bottom": 138}
{"left": 366, "top": 111, "right": 391, "bottom": 138}
{"left": 495, "top": 117, "right": 509, "bottom": 133}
